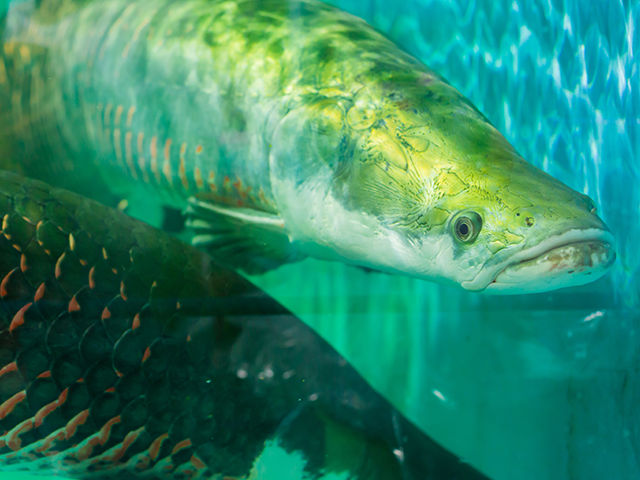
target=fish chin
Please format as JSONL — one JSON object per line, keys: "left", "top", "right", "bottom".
{"left": 462, "top": 228, "right": 616, "bottom": 294}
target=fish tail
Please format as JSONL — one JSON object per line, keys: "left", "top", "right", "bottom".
{"left": 2, "top": 0, "right": 74, "bottom": 45}
{"left": 2, "top": 0, "right": 38, "bottom": 43}
{"left": 0, "top": 0, "right": 50, "bottom": 163}
{"left": 0, "top": 1, "right": 9, "bottom": 33}
{"left": 0, "top": 0, "right": 119, "bottom": 206}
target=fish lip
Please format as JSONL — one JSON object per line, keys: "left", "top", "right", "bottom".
{"left": 461, "top": 228, "right": 616, "bottom": 293}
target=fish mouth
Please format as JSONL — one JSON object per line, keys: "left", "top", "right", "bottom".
{"left": 462, "top": 228, "right": 617, "bottom": 294}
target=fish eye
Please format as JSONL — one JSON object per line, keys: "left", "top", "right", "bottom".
{"left": 452, "top": 211, "right": 482, "bottom": 243}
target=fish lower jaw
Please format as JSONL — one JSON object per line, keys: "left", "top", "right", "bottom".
{"left": 464, "top": 228, "right": 616, "bottom": 295}
{"left": 491, "top": 240, "right": 615, "bottom": 292}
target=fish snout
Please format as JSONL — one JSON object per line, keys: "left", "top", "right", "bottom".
{"left": 484, "top": 237, "right": 616, "bottom": 294}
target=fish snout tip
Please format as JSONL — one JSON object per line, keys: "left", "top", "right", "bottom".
{"left": 478, "top": 236, "right": 617, "bottom": 295}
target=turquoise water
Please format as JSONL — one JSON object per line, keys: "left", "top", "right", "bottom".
{"left": 1, "top": 0, "right": 638, "bottom": 479}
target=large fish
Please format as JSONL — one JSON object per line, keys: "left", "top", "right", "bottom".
{"left": 0, "top": 0, "right": 616, "bottom": 294}
{"left": 0, "top": 170, "right": 489, "bottom": 480}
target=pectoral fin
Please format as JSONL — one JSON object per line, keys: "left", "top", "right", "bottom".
{"left": 184, "top": 198, "right": 304, "bottom": 274}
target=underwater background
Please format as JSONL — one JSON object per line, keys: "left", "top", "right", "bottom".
{"left": 251, "top": 0, "right": 640, "bottom": 479}
{"left": 2, "top": 0, "right": 638, "bottom": 479}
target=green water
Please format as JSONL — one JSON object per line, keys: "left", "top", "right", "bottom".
{"left": 4, "top": 475, "right": 56, "bottom": 480}
{"left": 251, "top": 0, "right": 640, "bottom": 477}
{"left": 2, "top": 0, "right": 638, "bottom": 479}
{"left": 250, "top": 260, "right": 629, "bottom": 480}
{"left": 0, "top": 441, "right": 353, "bottom": 479}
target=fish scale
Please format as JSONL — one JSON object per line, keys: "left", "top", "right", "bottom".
{"left": 0, "top": 170, "right": 489, "bottom": 479}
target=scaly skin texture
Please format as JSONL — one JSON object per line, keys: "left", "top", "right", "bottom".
{"left": 0, "top": 170, "right": 489, "bottom": 479}
{"left": 0, "top": 0, "right": 615, "bottom": 292}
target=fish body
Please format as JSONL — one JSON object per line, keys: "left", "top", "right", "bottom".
{"left": 0, "top": 169, "right": 489, "bottom": 479}
{"left": 0, "top": 0, "right": 616, "bottom": 293}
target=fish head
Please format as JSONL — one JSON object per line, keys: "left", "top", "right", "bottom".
{"left": 424, "top": 159, "right": 617, "bottom": 295}
{"left": 326, "top": 76, "right": 616, "bottom": 294}
{"left": 271, "top": 72, "right": 615, "bottom": 294}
